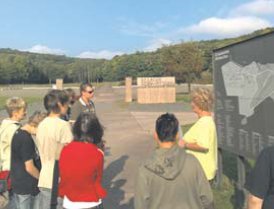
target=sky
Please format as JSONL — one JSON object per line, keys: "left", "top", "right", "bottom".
{"left": 0, "top": 0, "right": 274, "bottom": 59}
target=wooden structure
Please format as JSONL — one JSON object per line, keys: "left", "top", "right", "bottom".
{"left": 125, "top": 77, "right": 132, "bottom": 102}
{"left": 137, "top": 77, "right": 175, "bottom": 104}
{"left": 56, "top": 79, "right": 63, "bottom": 90}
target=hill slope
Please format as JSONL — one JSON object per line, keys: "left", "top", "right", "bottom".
{"left": 0, "top": 27, "right": 273, "bottom": 84}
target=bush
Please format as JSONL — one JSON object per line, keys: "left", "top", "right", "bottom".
{"left": 199, "top": 71, "right": 212, "bottom": 84}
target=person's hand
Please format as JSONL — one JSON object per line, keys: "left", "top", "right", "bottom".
{"left": 178, "top": 139, "right": 186, "bottom": 148}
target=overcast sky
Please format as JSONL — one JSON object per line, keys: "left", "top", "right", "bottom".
{"left": 0, "top": 0, "right": 273, "bottom": 59}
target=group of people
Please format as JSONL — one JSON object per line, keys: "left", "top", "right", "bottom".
{"left": 0, "top": 82, "right": 105, "bottom": 209}
{"left": 0, "top": 83, "right": 271, "bottom": 209}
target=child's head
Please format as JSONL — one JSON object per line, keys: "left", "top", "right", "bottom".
{"left": 64, "top": 88, "right": 76, "bottom": 106}
{"left": 44, "top": 90, "right": 69, "bottom": 115}
{"left": 5, "top": 97, "right": 27, "bottom": 121}
{"left": 155, "top": 113, "right": 179, "bottom": 143}
{"left": 27, "top": 111, "right": 47, "bottom": 135}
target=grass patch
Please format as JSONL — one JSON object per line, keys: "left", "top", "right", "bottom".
{"left": 0, "top": 96, "right": 42, "bottom": 110}
{"left": 213, "top": 175, "right": 237, "bottom": 209}
{"left": 215, "top": 151, "right": 238, "bottom": 209}
{"left": 0, "top": 96, "right": 8, "bottom": 110}
{"left": 176, "top": 93, "right": 191, "bottom": 103}
{"left": 24, "top": 97, "right": 42, "bottom": 105}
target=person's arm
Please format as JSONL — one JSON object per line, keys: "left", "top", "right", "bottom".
{"left": 96, "top": 151, "right": 104, "bottom": 184}
{"left": 20, "top": 134, "right": 40, "bottom": 179}
{"left": 25, "top": 159, "right": 39, "bottom": 179}
{"left": 94, "top": 151, "right": 107, "bottom": 197}
{"left": 6, "top": 125, "right": 20, "bottom": 145}
{"left": 185, "top": 142, "right": 209, "bottom": 152}
{"left": 56, "top": 122, "right": 73, "bottom": 159}
{"left": 246, "top": 194, "right": 263, "bottom": 209}
{"left": 193, "top": 157, "right": 214, "bottom": 209}
{"left": 69, "top": 101, "right": 79, "bottom": 123}
{"left": 134, "top": 166, "right": 150, "bottom": 209}
{"left": 245, "top": 147, "right": 271, "bottom": 209}
{"left": 179, "top": 140, "right": 209, "bottom": 152}
{"left": 179, "top": 120, "right": 211, "bottom": 153}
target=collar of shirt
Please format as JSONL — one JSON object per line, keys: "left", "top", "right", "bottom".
{"left": 79, "top": 97, "right": 91, "bottom": 107}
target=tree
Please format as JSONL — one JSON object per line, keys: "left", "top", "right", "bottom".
{"left": 162, "top": 42, "right": 204, "bottom": 92}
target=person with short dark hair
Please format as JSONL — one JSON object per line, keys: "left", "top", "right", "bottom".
{"left": 70, "top": 82, "right": 95, "bottom": 123}
{"left": 59, "top": 112, "right": 106, "bottom": 209}
{"left": 36, "top": 90, "right": 73, "bottom": 209}
{"left": 64, "top": 88, "right": 76, "bottom": 106}
{"left": 135, "top": 113, "right": 214, "bottom": 209}
{"left": 43, "top": 89, "right": 70, "bottom": 114}
{"left": 245, "top": 146, "right": 274, "bottom": 209}
{"left": 62, "top": 88, "right": 77, "bottom": 121}
{"left": 11, "top": 111, "right": 46, "bottom": 209}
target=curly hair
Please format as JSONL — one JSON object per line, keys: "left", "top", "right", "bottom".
{"left": 191, "top": 87, "right": 213, "bottom": 112}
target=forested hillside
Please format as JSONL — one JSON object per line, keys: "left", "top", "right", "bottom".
{"left": 0, "top": 27, "right": 273, "bottom": 84}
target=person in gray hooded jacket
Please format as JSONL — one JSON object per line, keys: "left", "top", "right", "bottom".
{"left": 134, "top": 113, "right": 214, "bottom": 209}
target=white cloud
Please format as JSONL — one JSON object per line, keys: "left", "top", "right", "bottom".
{"left": 77, "top": 50, "right": 124, "bottom": 60}
{"left": 143, "top": 38, "right": 172, "bottom": 52}
{"left": 232, "top": 0, "right": 274, "bottom": 16}
{"left": 175, "top": 0, "right": 273, "bottom": 39}
{"left": 22, "top": 44, "right": 65, "bottom": 55}
{"left": 182, "top": 16, "right": 271, "bottom": 37}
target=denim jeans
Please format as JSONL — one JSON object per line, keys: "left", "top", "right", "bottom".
{"left": 3, "top": 191, "right": 17, "bottom": 209}
{"left": 14, "top": 193, "right": 39, "bottom": 209}
{"left": 39, "top": 188, "right": 51, "bottom": 209}
{"left": 39, "top": 188, "right": 63, "bottom": 209}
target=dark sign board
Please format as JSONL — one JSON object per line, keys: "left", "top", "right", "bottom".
{"left": 213, "top": 31, "right": 274, "bottom": 159}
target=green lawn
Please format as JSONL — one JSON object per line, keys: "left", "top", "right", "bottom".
{"left": 0, "top": 82, "right": 118, "bottom": 110}
{"left": 0, "top": 96, "right": 42, "bottom": 110}
{"left": 0, "top": 96, "right": 8, "bottom": 110}
{"left": 176, "top": 93, "right": 191, "bottom": 103}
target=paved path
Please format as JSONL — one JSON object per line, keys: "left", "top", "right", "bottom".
{"left": 94, "top": 84, "right": 154, "bottom": 209}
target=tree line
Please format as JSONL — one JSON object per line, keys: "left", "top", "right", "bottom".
{"left": 0, "top": 27, "right": 273, "bottom": 84}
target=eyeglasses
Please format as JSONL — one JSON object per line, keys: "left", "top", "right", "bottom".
{"left": 86, "top": 90, "right": 94, "bottom": 94}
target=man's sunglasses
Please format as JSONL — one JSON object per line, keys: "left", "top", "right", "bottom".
{"left": 86, "top": 90, "right": 94, "bottom": 94}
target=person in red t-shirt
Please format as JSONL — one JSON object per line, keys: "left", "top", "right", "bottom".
{"left": 59, "top": 112, "right": 106, "bottom": 209}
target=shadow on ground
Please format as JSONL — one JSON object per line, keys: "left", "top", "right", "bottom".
{"left": 103, "top": 155, "right": 134, "bottom": 209}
